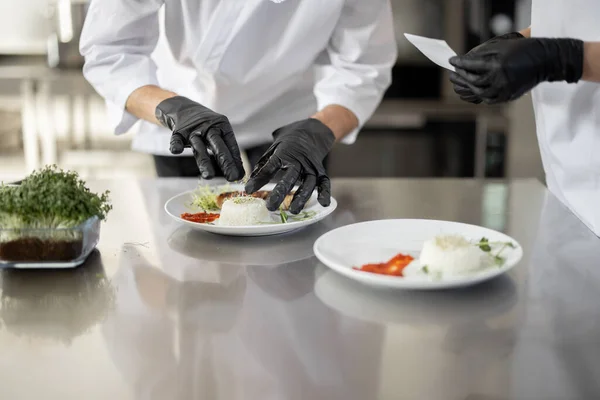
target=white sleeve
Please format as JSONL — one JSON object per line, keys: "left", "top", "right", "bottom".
{"left": 313, "top": 0, "right": 397, "bottom": 144}
{"left": 80, "top": 0, "right": 164, "bottom": 135}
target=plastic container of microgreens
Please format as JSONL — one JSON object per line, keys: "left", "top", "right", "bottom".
{"left": 0, "top": 166, "right": 111, "bottom": 269}
{"left": 0, "top": 216, "right": 101, "bottom": 268}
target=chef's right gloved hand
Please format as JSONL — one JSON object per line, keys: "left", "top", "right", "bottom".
{"left": 450, "top": 32, "right": 525, "bottom": 104}
{"left": 245, "top": 118, "right": 334, "bottom": 214}
{"left": 155, "top": 96, "right": 245, "bottom": 181}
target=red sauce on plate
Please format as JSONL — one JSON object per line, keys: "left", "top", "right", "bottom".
{"left": 353, "top": 253, "right": 414, "bottom": 277}
{"left": 181, "top": 212, "right": 220, "bottom": 224}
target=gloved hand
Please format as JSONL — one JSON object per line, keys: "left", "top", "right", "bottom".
{"left": 155, "top": 96, "right": 245, "bottom": 181}
{"left": 450, "top": 32, "right": 525, "bottom": 104}
{"left": 449, "top": 37, "right": 584, "bottom": 104}
{"left": 245, "top": 118, "right": 335, "bottom": 214}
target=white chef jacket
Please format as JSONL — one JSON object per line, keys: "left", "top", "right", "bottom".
{"left": 79, "top": 0, "right": 397, "bottom": 156}
{"left": 530, "top": 0, "right": 600, "bottom": 236}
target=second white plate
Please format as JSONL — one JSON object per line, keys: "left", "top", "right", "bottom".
{"left": 313, "top": 219, "right": 523, "bottom": 290}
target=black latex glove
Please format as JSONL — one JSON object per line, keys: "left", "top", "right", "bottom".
{"left": 449, "top": 37, "right": 584, "bottom": 105}
{"left": 450, "top": 32, "right": 525, "bottom": 104}
{"left": 155, "top": 96, "right": 244, "bottom": 181}
{"left": 245, "top": 118, "right": 335, "bottom": 214}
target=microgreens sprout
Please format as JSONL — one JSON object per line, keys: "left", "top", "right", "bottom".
{"left": 0, "top": 165, "right": 112, "bottom": 231}
{"left": 476, "top": 237, "right": 516, "bottom": 267}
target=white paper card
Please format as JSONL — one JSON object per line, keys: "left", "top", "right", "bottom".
{"left": 404, "top": 33, "right": 457, "bottom": 72}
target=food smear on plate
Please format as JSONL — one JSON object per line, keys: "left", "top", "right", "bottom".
{"left": 217, "top": 197, "right": 270, "bottom": 226}
{"left": 419, "top": 234, "right": 483, "bottom": 276}
{"left": 353, "top": 253, "right": 414, "bottom": 277}
{"left": 180, "top": 212, "right": 220, "bottom": 224}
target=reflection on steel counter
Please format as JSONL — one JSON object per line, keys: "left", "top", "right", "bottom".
{"left": 0, "top": 251, "right": 114, "bottom": 344}
{"left": 102, "top": 246, "right": 383, "bottom": 400}
{"left": 510, "top": 191, "right": 600, "bottom": 399}
{"left": 315, "top": 264, "right": 519, "bottom": 398}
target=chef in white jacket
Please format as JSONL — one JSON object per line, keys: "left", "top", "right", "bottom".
{"left": 448, "top": 0, "right": 600, "bottom": 236}
{"left": 79, "top": 0, "right": 397, "bottom": 213}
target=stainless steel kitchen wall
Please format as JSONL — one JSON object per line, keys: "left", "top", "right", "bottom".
{"left": 387, "top": 0, "right": 446, "bottom": 99}
{"left": 516, "top": 0, "right": 532, "bottom": 30}
{"left": 392, "top": 0, "right": 444, "bottom": 64}
{"left": 47, "top": 0, "right": 88, "bottom": 68}
{"left": 0, "top": 0, "right": 51, "bottom": 54}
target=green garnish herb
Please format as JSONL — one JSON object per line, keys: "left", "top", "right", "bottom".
{"left": 274, "top": 210, "right": 316, "bottom": 224}
{"left": 0, "top": 165, "right": 112, "bottom": 231}
{"left": 476, "top": 237, "right": 515, "bottom": 267}
{"left": 478, "top": 237, "right": 492, "bottom": 252}
{"left": 231, "top": 196, "right": 259, "bottom": 205}
{"left": 422, "top": 265, "right": 429, "bottom": 274}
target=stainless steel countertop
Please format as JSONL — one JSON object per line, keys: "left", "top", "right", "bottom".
{"left": 1, "top": 178, "right": 599, "bottom": 400}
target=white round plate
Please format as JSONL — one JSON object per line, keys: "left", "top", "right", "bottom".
{"left": 313, "top": 219, "right": 523, "bottom": 290}
{"left": 164, "top": 184, "right": 337, "bottom": 237}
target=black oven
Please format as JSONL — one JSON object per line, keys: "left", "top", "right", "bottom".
{"left": 464, "top": 0, "right": 519, "bottom": 50}
{"left": 331, "top": 0, "right": 519, "bottom": 179}
{"left": 384, "top": 0, "right": 520, "bottom": 101}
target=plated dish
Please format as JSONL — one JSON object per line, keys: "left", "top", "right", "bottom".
{"left": 164, "top": 183, "right": 337, "bottom": 236}
{"left": 313, "top": 219, "right": 523, "bottom": 290}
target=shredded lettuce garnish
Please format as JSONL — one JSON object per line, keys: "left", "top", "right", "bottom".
{"left": 191, "top": 186, "right": 220, "bottom": 211}
{"left": 190, "top": 184, "right": 234, "bottom": 211}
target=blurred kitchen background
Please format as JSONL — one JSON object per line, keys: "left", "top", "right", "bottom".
{"left": 0, "top": 0, "right": 541, "bottom": 182}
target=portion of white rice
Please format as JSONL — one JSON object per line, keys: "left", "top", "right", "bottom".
{"left": 419, "top": 234, "right": 483, "bottom": 276}
{"left": 217, "top": 197, "right": 270, "bottom": 226}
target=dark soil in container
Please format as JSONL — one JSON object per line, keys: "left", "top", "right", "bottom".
{"left": 0, "top": 238, "right": 83, "bottom": 262}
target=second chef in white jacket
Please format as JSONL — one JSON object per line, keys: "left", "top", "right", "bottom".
{"left": 448, "top": 0, "right": 600, "bottom": 237}
{"left": 80, "top": 0, "right": 397, "bottom": 213}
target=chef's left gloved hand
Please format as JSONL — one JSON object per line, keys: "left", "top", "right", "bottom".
{"left": 245, "top": 119, "right": 335, "bottom": 214}
{"left": 449, "top": 38, "right": 584, "bottom": 104}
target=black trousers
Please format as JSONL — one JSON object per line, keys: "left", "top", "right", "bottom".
{"left": 153, "top": 144, "right": 330, "bottom": 178}
{"left": 153, "top": 144, "right": 272, "bottom": 178}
